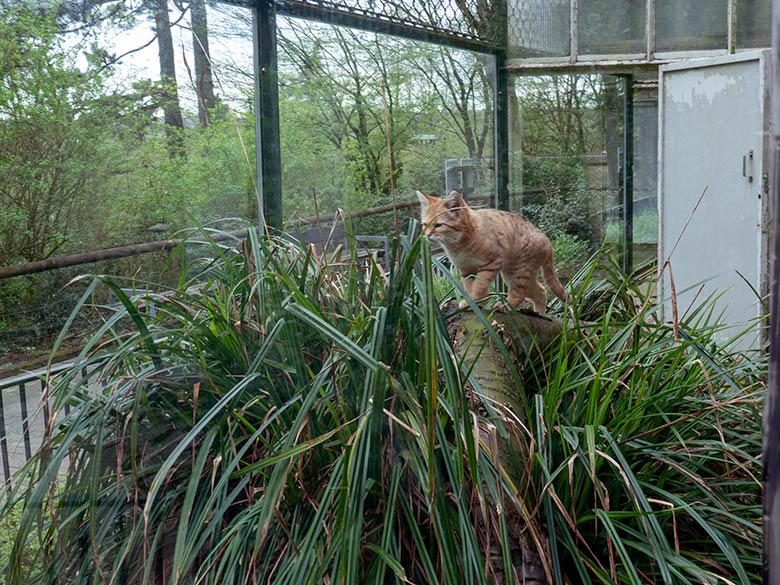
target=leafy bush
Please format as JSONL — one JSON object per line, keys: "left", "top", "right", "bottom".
{"left": 521, "top": 157, "right": 594, "bottom": 244}
{"left": 605, "top": 209, "right": 659, "bottom": 245}
{"left": 551, "top": 233, "right": 590, "bottom": 275}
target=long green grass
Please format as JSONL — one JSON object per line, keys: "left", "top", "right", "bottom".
{"left": 2, "top": 227, "right": 764, "bottom": 584}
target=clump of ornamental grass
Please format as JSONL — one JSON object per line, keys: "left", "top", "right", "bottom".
{"left": 2, "top": 226, "right": 763, "bottom": 584}
{"left": 526, "top": 257, "right": 763, "bottom": 584}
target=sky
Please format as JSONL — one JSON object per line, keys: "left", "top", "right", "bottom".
{"left": 74, "top": 2, "right": 257, "bottom": 112}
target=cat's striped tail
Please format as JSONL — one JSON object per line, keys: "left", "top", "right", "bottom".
{"left": 542, "top": 259, "right": 571, "bottom": 303}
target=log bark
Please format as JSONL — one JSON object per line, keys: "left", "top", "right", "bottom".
{"left": 447, "top": 304, "right": 562, "bottom": 585}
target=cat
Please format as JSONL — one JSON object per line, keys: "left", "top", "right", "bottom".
{"left": 416, "top": 189, "right": 569, "bottom": 313}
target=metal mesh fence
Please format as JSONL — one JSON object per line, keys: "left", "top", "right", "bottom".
{"left": 655, "top": 0, "right": 727, "bottom": 52}
{"left": 222, "top": 0, "right": 506, "bottom": 48}
{"left": 736, "top": 0, "right": 772, "bottom": 49}
{"left": 507, "top": 0, "right": 570, "bottom": 58}
{"left": 579, "top": 0, "right": 646, "bottom": 55}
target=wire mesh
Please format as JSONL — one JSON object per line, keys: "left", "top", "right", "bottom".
{"left": 736, "top": 0, "right": 772, "bottom": 49}
{"left": 507, "top": 0, "right": 570, "bottom": 58}
{"left": 232, "top": 0, "right": 506, "bottom": 48}
{"left": 655, "top": 0, "right": 727, "bottom": 52}
{"left": 579, "top": 0, "right": 646, "bottom": 55}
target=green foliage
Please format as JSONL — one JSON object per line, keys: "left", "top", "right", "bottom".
{"left": 0, "top": 7, "right": 106, "bottom": 263}
{"left": 551, "top": 233, "right": 590, "bottom": 274}
{"left": 4, "top": 227, "right": 518, "bottom": 583}
{"left": 605, "top": 209, "right": 659, "bottom": 245}
{"left": 2, "top": 232, "right": 763, "bottom": 584}
{"left": 529, "top": 257, "right": 763, "bottom": 583}
{"left": 522, "top": 156, "right": 594, "bottom": 244}
{"left": 0, "top": 489, "right": 53, "bottom": 578}
{"left": 102, "top": 115, "right": 258, "bottom": 239}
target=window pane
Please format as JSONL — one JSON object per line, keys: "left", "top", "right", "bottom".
{"left": 736, "top": 0, "right": 771, "bottom": 48}
{"left": 508, "top": 0, "right": 570, "bottom": 58}
{"left": 655, "top": 0, "right": 727, "bottom": 52}
{"left": 579, "top": 0, "right": 646, "bottom": 55}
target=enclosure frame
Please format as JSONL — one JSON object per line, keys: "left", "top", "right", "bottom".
{"left": 506, "top": 0, "right": 768, "bottom": 74}
{"left": 220, "top": 0, "right": 511, "bottom": 226}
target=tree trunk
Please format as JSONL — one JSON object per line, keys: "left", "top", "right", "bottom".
{"left": 154, "top": 0, "right": 185, "bottom": 157}
{"left": 447, "top": 305, "right": 561, "bottom": 585}
{"left": 190, "top": 0, "right": 218, "bottom": 128}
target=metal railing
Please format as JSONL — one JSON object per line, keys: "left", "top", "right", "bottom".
{"left": 0, "top": 363, "right": 72, "bottom": 491}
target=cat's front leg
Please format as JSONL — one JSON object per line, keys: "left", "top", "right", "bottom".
{"left": 458, "top": 275, "right": 473, "bottom": 309}
{"left": 459, "top": 270, "right": 497, "bottom": 309}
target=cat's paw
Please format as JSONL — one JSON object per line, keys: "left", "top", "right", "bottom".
{"left": 458, "top": 299, "right": 469, "bottom": 310}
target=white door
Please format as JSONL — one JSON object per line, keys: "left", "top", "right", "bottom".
{"left": 658, "top": 51, "right": 770, "bottom": 350}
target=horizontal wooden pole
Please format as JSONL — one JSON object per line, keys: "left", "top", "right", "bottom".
{"left": 0, "top": 199, "right": 421, "bottom": 280}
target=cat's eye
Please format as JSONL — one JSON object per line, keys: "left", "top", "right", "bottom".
{"left": 433, "top": 223, "right": 442, "bottom": 229}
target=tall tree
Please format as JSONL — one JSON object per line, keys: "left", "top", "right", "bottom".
{"left": 0, "top": 7, "right": 117, "bottom": 263}
{"left": 278, "top": 24, "right": 416, "bottom": 200}
{"left": 189, "top": 0, "right": 218, "bottom": 127}
{"left": 153, "top": 0, "right": 185, "bottom": 156}
{"left": 413, "top": 47, "right": 492, "bottom": 161}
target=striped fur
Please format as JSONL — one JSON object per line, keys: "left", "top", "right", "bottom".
{"left": 417, "top": 189, "right": 569, "bottom": 313}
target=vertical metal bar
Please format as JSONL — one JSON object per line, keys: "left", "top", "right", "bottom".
{"left": 570, "top": 0, "right": 578, "bottom": 64}
{"left": 18, "top": 382, "right": 31, "bottom": 461}
{"left": 493, "top": 0, "right": 510, "bottom": 211}
{"left": 646, "top": 0, "right": 655, "bottom": 60}
{"left": 253, "top": 0, "right": 283, "bottom": 230}
{"left": 494, "top": 50, "right": 510, "bottom": 211}
{"left": 727, "top": 0, "right": 737, "bottom": 54}
{"left": 764, "top": 0, "right": 780, "bottom": 581}
{"left": 622, "top": 75, "right": 634, "bottom": 273}
{"left": 0, "top": 388, "right": 11, "bottom": 490}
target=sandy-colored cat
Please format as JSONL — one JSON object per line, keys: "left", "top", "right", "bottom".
{"left": 417, "top": 190, "right": 569, "bottom": 313}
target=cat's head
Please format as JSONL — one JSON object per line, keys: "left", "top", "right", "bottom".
{"left": 416, "top": 190, "right": 469, "bottom": 244}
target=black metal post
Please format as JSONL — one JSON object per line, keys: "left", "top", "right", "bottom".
{"left": 621, "top": 75, "right": 634, "bottom": 273}
{"left": 493, "top": 49, "right": 510, "bottom": 211}
{"left": 18, "top": 382, "right": 31, "bottom": 461}
{"left": 492, "top": 0, "right": 509, "bottom": 211}
{"left": 764, "top": 0, "right": 780, "bottom": 581}
{"left": 254, "top": 0, "right": 283, "bottom": 230}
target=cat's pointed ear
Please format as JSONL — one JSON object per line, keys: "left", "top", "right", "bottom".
{"left": 445, "top": 190, "right": 465, "bottom": 211}
{"left": 416, "top": 190, "right": 432, "bottom": 208}
{"left": 446, "top": 190, "right": 465, "bottom": 204}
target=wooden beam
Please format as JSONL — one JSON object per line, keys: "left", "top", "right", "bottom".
{"left": 0, "top": 200, "right": 422, "bottom": 280}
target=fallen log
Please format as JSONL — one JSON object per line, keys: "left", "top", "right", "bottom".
{"left": 446, "top": 303, "right": 564, "bottom": 585}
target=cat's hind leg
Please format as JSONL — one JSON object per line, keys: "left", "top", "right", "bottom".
{"left": 526, "top": 278, "right": 547, "bottom": 314}
{"left": 506, "top": 273, "right": 546, "bottom": 313}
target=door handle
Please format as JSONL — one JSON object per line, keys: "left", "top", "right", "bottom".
{"left": 743, "top": 150, "right": 754, "bottom": 182}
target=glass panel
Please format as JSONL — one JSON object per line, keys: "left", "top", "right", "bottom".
{"left": 510, "top": 74, "right": 626, "bottom": 274}
{"left": 278, "top": 19, "right": 495, "bottom": 237}
{"left": 507, "top": 0, "right": 570, "bottom": 58}
{"left": 655, "top": 0, "right": 727, "bottom": 52}
{"left": 579, "top": 0, "right": 646, "bottom": 55}
{"left": 632, "top": 85, "right": 658, "bottom": 265}
{"left": 736, "top": 0, "right": 771, "bottom": 48}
